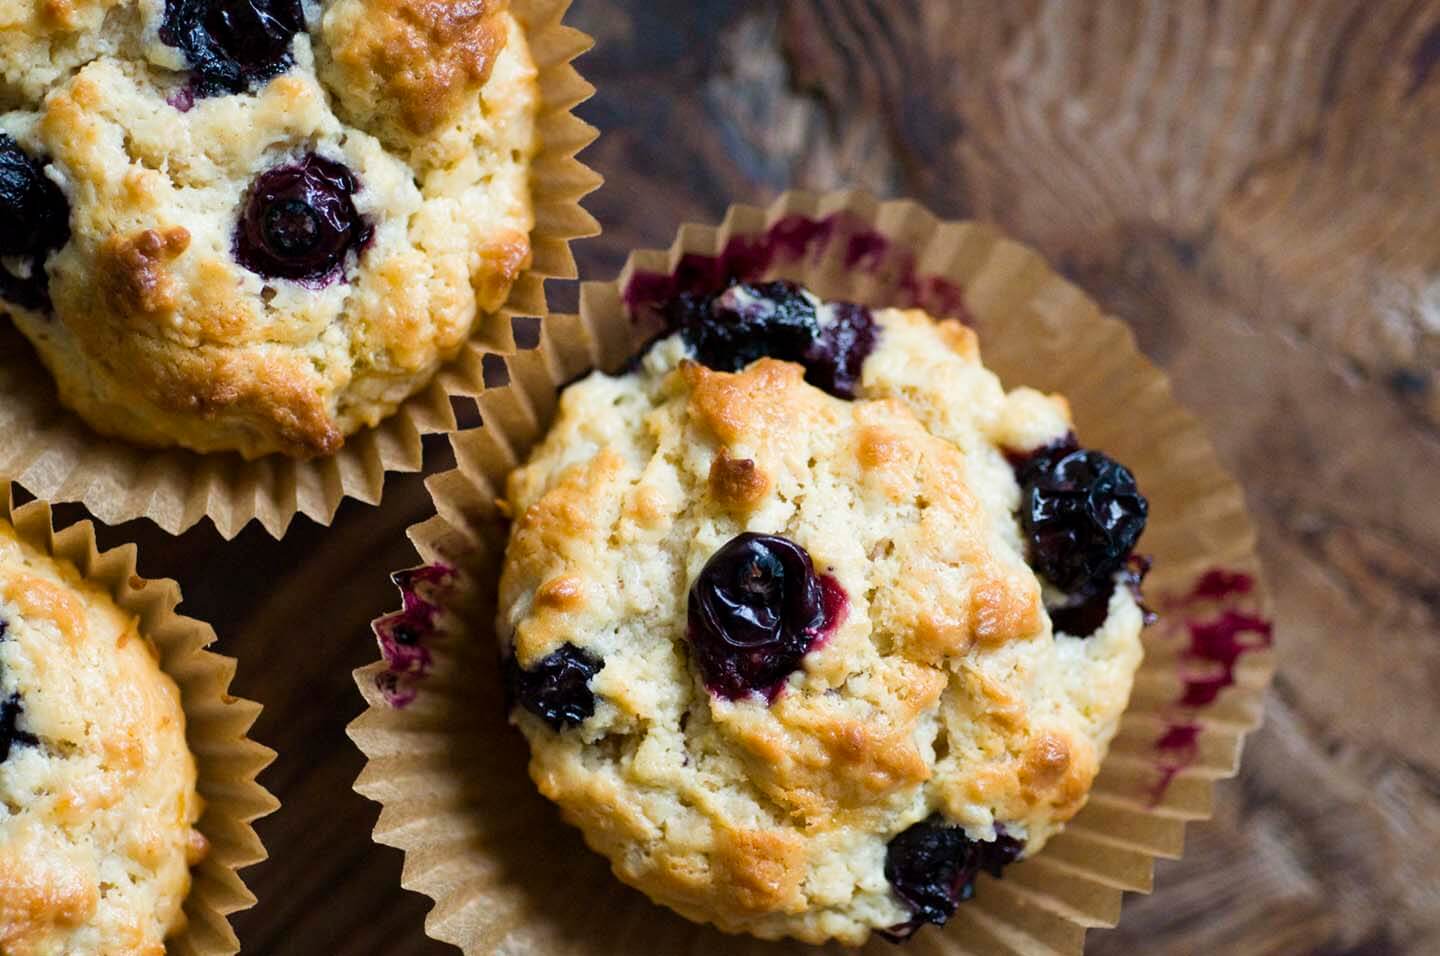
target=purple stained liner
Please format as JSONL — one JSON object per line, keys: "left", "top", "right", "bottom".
{"left": 1148, "top": 569, "right": 1272, "bottom": 805}
{"left": 373, "top": 563, "right": 455, "bottom": 708}
{"left": 622, "top": 212, "right": 969, "bottom": 325}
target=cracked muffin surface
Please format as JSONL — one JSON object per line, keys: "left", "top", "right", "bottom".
{"left": 496, "top": 286, "right": 1148, "bottom": 944}
{"left": 0, "top": 520, "right": 203, "bottom": 956}
{"left": 0, "top": 0, "right": 536, "bottom": 458}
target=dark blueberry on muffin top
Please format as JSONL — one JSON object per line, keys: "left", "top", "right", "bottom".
{"left": 800, "top": 300, "right": 878, "bottom": 399}
{"left": 882, "top": 816, "right": 1025, "bottom": 939}
{"left": 0, "top": 134, "right": 70, "bottom": 312}
{"left": 672, "top": 281, "right": 821, "bottom": 373}
{"left": 0, "top": 693, "right": 39, "bottom": 764}
{"left": 1016, "top": 442, "right": 1148, "bottom": 595}
{"left": 234, "top": 154, "right": 371, "bottom": 284}
{"left": 161, "top": 0, "right": 306, "bottom": 97}
{"left": 665, "top": 280, "right": 880, "bottom": 400}
{"left": 506, "top": 643, "right": 603, "bottom": 730}
{"left": 688, "top": 532, "right": 841, "bottom": 702}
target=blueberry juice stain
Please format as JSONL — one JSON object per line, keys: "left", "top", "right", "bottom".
{"left": 373, "top": 563, "right": 454, "bottom": 708}
{"left": 621, "top": 212, "right": 970, "bottom": 332}
{"left": 1148, "top": 569, "right": 1271, "bottom": 805}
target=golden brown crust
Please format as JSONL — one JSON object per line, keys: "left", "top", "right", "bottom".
{"left": 38, "top": 0, "right": 81, "bottom": 28}
{"left": 3, "top": 574, "right": 87, "bottom": 647}
{"left": 535, "top": 574, "right": 585, "bottom": 611}
{"left": 143, "top": 350, "right": 345, "bottom": 458}
{"left": 682, "top": 359, "right": 831, "bottom": 446}
{"left": 0, "top": 852, "right": 99, "bottom": 956}
{"left": 707, "top": 452, "right": 770, "bottom": 511}
{"left": 934, "top": 317, "right": 979, "bottom": 359}
{"left": 97, "top": 227, "right": 191, "bottom": 318}
{"left": 471, "top": 227, "right": 533, "bottom": 314}
{"left": 321, "top": 0, "right": 511, "bottom": 138}
{"left": 1018, "top": 732, "right": 1097, "bottom": 823}
{"left": 728, "top": 663, "right": 946, "bottom": 828}
{"left": 505, "top": 449, "right": 628, "bottom": 663}
{"left": 712, "top": 827, "right": 806, "bottom": 914}
{"left": 856, "top": 424, "right": 905, "bottom": 470}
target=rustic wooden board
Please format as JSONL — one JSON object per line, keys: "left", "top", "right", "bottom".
{"left": 52, "top": 2, "right": 1440, "bottom": 954}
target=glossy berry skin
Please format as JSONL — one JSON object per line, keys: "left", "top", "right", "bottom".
{"left": 672, "top": 281, "right": 820, "bottom": 372}
{"left": 664, "top": 280, "right": 880, "bottom": 400}
{"left": 0, "top": 134, "right": 70, "bottom": 311}
{"left": 160, "top": 0, "right": 305, "bottom": 97}
{"left": 234, "top": 155, "right": 371, "bottom": 284}
{"left": 882, "top": 816, "right": 1025, "bottom": 939}
{"left": 505, "top": 643, "right": 603, "bottom": 731}
{"left": 0, "top": 694, "right": 38, "bottom": 764}
{"left": 1018, "top": 445, "right": 1148, "bottom": 594}
{"left": 801, "top": 300, "right": 877, "bottom": 399}
{"left": 687, "top": 532, "right": 837, "bottom": 702}
{"left": 1048, "top": 553, "right": 1156, "bottom": 637}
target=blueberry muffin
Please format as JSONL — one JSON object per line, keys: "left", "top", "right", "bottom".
{"left": 496, "top": 281, "right": 1151, "bottom": 944}
{"left": 0, "top": 0, "right": 537, "bottom": 458}
{"left": 0, "top": 520, "right": 204, "bottom": 956}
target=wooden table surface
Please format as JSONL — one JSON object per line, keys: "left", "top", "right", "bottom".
{"left": 60, "top": 2, "right": 1440, "bottom": 954}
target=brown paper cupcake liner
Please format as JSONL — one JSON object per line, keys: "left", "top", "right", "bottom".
{"left": 0, "top": 0, "right": 601, "bottom": 540}
{"left": 2, "top": 483, "right": 278, "bottom": 955}
{"left": 349, "top": 191, "right": 1276, "bottom": 955}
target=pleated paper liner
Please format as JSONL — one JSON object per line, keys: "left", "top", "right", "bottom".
{"left": 1, "top": 483, "right": 277, "bottom": 955}
{"left": 0, "top": 0, "right": 601, "bottom": 540}
{"left": 349, "top": 192, "right": 1276, "bottom": 955}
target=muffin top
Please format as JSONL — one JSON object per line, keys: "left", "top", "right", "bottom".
{"left": 0, "top": 521, "right": 203, "bottom": 956}
{"left": 496, "top": 282, "right": 1149, "bottom": 944}
{"left": 0, "top": 0, "right": 537, "bottom": 458}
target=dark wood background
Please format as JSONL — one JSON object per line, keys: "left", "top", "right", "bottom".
{"left": 58, "top": 2, "right": 1440, "bottom": 954}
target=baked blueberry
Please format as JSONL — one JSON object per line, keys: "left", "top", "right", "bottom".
{"left": 802, "top": 300, "right": 878, "bottom": 399}
{"left": 506, "top": 643, "right": 602, "bottom": 730}
{"left": 882, "top": 816, "right": 1024, "bottom": 939}
{"left": 0, "top": 693, "right": 38, "bottom": 764}
{"left": 1018, "top": 444, "right": 1148, "bottom": 594}
{"left": 0, "top": 134, "right": 70, "bottom": 311}
{"left": 1048, "top": 554, "right": 1155, "bottom": 637}
{"left": 665, "top": 281, "right": 879, "bottom": 400}
{"left": 160, "top": 0, "right": 306, "bottom": 97}
{"left": 672, "top": 281, "right": 820, "bottom": 373}
{"left": 687, "top": 532, "right": 836, "bottom": 701}
{"left": 234, "top": 155, "right": 371, "bottom": 283}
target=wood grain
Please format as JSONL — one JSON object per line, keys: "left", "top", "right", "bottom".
{"left": 41, "top": 2, "right": 1439, "bottom": 954}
